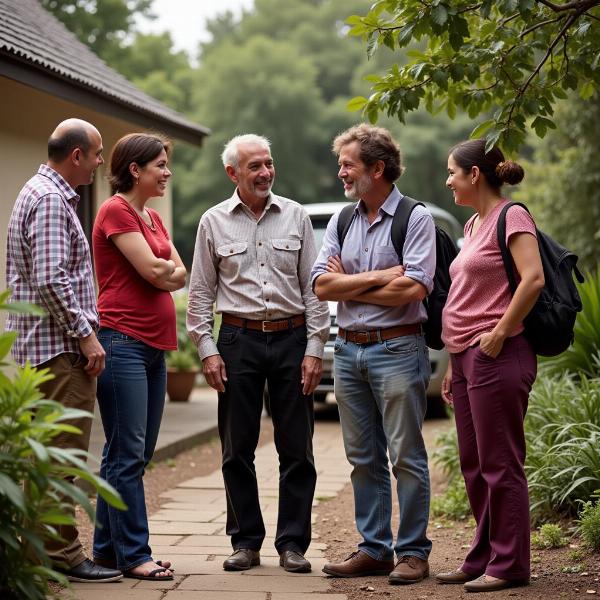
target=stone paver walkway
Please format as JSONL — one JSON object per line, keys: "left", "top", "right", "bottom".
{"left": 62, "top": 421, "right": 349, "bottom": 599}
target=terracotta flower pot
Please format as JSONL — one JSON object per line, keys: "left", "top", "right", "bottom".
{"left": 166, "top": 368, "right": 198, "bottom": 402}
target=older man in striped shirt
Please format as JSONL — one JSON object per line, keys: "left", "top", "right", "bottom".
{"left": 187, "top": 134, "right": 329, "bottom": 574}
{"left": 5, "top": 118, "right": 121, "bottom": 583}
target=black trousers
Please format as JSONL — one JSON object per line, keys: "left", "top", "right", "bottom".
{"left": 217, "top": 323, "right": 316, "bottom": 554}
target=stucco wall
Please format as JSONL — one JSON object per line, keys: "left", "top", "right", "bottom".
{"left": 0, "top": 77, "right": 175, "bottom": 319}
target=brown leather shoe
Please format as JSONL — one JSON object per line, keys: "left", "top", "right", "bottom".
{"left": 464, "top": 575, "right": 529, "bottom": 593}
{"left": 436, "top": 569, "right": 479, "bottom": 584}
{"left": 279, "top": 550, "right": 311, "bottom": 573}
{"left": 223, "top": 549, "right": 260, "bottom": 571}
{"left": 388, "top": 555, "right": 429, "bottom": 585}
{"left": 322, "top": 550, "right": 394, "bottom": 578}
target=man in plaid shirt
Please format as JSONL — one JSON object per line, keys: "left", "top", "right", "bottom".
{"left": 5, "top": 118, "right": 122, "bottom": 583}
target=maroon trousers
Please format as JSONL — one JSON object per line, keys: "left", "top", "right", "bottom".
{"left": 451, "top": 334, "right": 536, "bottom": 580}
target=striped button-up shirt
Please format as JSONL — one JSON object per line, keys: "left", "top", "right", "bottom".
{"left": 187, "top": 191, "right": 330, "bottom": 360}
{"left": 5, "top": 165, "right": 98, "bottom": 366}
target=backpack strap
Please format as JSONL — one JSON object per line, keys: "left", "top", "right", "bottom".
{"left": 391, "top": 195, "right": 424, "bottom": 262}
{"left": 497, "top": 201, "right": 531, "bottom": 295}
{"left": 336, "top": 202, "right": 358, "bottom": 247}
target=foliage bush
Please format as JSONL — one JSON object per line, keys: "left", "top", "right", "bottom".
{"left": 0, "top": 291, "right": 125, "bottom": 599}
{"left": 578, "top": 494, "right": 600, "bottom": 552}
{"left": 526, "top": 375, "right": 600, "bottom": 520}
{"left": 166, "top": 293, "right": 201, "bottom": 372}
{"left": 531, "top": 524, "right": 568, "bottom": 549}
{"left": 539, "top": 267, "right": 600, "bottom": 379}
{"left": 431, "top": 478, "right": 470, "bottom": 521}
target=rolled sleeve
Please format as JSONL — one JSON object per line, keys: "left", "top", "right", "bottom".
{"left": 403, "top": 207, "right": 436, "bottom": 294}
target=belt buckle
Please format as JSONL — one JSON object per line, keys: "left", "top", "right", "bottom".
{"left": 356, "top": 331, "right": 370, "bottom": 344}
{"left": 262, "top": 321, "right": 270, "bottom": 332}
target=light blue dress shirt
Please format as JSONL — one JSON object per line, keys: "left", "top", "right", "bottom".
{"left": 310, "top": 186, "right": 436, "bottom": 331}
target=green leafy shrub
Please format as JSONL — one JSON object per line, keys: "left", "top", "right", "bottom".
{"left": 540, "top": 267, "right": 600, "bottom": 379}
{"left": 578, "top": 494, "right": 600, "bottom": 552}
{"left": 526, "top": 374, "right": 600, "bottom": 520}
{"left": 531, "top": 524, "right": 568, "bottom": 549}
{"left": 0, "top": 291, "right": 125, "bottom": 599}
{"left": 431, "top": 478, "right": 470, "bottom": 521}
{"left": 432, "top": 425, "right": 461, "bottom": 481}
{"left": 166, "top": 293, "right": 200, "bottom": 372}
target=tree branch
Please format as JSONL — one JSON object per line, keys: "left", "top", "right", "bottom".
{"left": 536, "top": 0, "right": 600, "bottom": 12}
{"left": 520, "top": 15, "right": 566, "bottom": 37}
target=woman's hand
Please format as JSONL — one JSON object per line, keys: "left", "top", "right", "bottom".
{"left": 441, "top": 363, "right": 453, "bottom": 406}
{"left": 478, "top": 330, "right": 506, "bottom": 358}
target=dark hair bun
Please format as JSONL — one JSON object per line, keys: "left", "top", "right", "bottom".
{"left": 495, "top": 160, "right": 524, "bottom": 185}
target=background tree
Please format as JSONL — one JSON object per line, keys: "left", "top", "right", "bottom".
{"left": 516, "top": 94, "right": 600, "bottom": 270}
{"left": 41, "top": 0, "right": 154, "bottom": 67}
{"left": 346, "top": 0, "right": 600, "bottom": 152}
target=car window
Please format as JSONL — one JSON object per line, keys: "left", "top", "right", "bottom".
{"left": 309, "top": 216, "right": 330, "bottom": 250}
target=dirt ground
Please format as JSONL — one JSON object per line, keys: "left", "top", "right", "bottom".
{"left": 71, "top": 410, "right": 599, "bottom": 599}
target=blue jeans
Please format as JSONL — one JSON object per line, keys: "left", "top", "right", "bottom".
{"left": 93, "top": 328, "right": 166, "bottom": 571}
{"left": 333, "top": 333, "right": 432, "bottom": 561}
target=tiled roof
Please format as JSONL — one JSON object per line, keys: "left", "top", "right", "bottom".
{"left": 0, "top": 0, "right": 209, "bottom": 143}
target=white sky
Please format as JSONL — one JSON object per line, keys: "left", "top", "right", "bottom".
{"left": 136, "top": 0, "right": 255, "bottom": 59}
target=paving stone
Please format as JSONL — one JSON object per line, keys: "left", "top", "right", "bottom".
{"left": 271, "top": 595, "right": 347, "bottom": 600}
{"left": 178, "top": 574, "right": 329, "bottom": 592}
{"left": 132, "top": 574, "right": 185, "bottom": 589}
{"left": 148, "top": 534, "right": 184, "bottom": 546}
{"left": 151, "top": 508, "right": 225, "bottom": 522}
{"left": 59, "top": 588, "right": 163, "bottom": 600}
{"left": 238, "top": 556, "right": 327, "bottom": 576}
{"left": 148, "top": 521, "right": 223, "bottom": 535}
{"left": 150, "top": 546, "right": 324, "bottom": 559}
{"left": 163, "top": 592, "right": 266, "bottom": 600}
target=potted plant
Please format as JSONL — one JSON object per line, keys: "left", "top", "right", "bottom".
{"left": 166, "top": 293, "right": 201, "bottom": 402}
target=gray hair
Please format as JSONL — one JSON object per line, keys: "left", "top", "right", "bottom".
{"left": 221, "top": 134, "right": 271, "bottom": 169}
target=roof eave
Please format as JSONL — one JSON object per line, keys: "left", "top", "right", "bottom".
{"left": 0, "top": 52, "right": 210, "bottom": 146}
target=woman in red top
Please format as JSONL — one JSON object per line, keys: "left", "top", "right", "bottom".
{"left": 436, "top": 139, "right": 544, "bottom": 593}
{"left": 92, "top": 133, "right": 186, "bottom": 580}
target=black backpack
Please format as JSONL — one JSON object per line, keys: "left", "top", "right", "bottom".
{"left": 497, "top": 202, "right": 584, "bottom": 357}
{"left": 336, "top": 196, "right": 458, "bottom": 350}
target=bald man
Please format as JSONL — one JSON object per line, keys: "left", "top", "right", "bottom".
{"left": 5, "top": 119, "right": 122, "bottom": 582}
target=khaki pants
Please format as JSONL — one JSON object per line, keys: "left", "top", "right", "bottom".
{"left": 37, "top": 352, "right": 96, "bottom": 568}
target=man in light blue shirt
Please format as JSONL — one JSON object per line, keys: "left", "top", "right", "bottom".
{"left": 311, "top": 124, "right": 435, "bottom": 585}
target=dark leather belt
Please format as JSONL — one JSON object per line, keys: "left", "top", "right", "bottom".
{"left": 222, "top": 313, "right": 305, "bottom": 332}
{"left": 339, "top": 323, "right": 421, "bottom": 344}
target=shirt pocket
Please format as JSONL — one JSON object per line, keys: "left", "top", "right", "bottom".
{"left": 216, "top": 242, "right": 248, "bottom": 277}
{"left": 271, "top": 238, "right": 301, "bottom": 274}
{"left": 372, "top": 245, "right": 399, "bottom": 269}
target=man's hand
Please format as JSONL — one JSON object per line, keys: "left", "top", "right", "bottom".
{"left": 79, "top": 332, "right": 105, "bottom": 377}
{"left": 301, "top": 356, "right": 323, "bottom": 396}
{"left": 326, "top": 255, "right": 346, "bottom": 274}
{"left": 203, "top": 354, "right": 227, "bottom": 392}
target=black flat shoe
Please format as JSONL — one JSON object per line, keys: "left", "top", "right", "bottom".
{"left": 279, "top": 550, "right": 311, "bottom": 573}
{"left": 55, "top": 558, "right": 123, "bottom": 583}
{"left": 223, "top": 549, "right": 260, "bottom": 571}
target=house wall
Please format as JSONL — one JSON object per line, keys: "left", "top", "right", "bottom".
{"left": 0, "top": 77, "right": 175, "bottom": 323}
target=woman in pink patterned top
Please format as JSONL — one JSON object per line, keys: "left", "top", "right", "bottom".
{"left": 436, "top": 139, "right": 545, "bottom": 593}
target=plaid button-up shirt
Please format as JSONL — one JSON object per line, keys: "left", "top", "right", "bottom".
{"left": 5, "top": 165, "right": 98, "bottom": 366}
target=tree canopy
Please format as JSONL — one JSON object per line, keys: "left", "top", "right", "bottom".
{"left": 347, "top": 0, "right": 600, "bottom": 152}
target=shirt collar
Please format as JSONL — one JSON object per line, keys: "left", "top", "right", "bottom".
{"left": 37, "top": 164, "right": 80, "bottom": 205}
{"left": 356, "top": 185, "right": 401, "bottom": 217}
{"left": 226, "top": 189, "right": 282, "bottom": 213}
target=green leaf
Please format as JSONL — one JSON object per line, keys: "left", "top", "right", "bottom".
{"left": 4, "top": 301, "right": 46, "bottom": 316}
{"left": 431, "top": 4, "right": 448, "bottom": 26}
{"left": 0, "top": 331, "right": 17, "bottom": 361}
{"left": 39, "top": 509, "right": 75, "bottom": 525}
{"left": 347, "top": 96, "right": 368, "bottom": 112}
{"left": 579, "top": 81, "right": 595, "bottom": 100}
{"left": 470, "top": 119, "right": 496, "bottom": 139}
{"left": 0, "top": 472, "right": 26, "bottom": 511}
